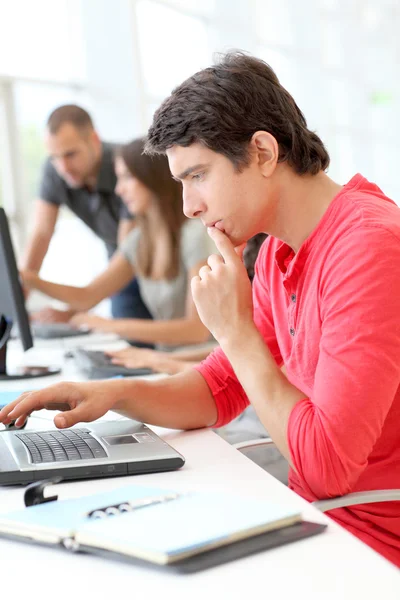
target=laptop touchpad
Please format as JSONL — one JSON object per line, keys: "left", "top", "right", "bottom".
{"left": 103, "top": 435, "right": 139, "bottom": 446}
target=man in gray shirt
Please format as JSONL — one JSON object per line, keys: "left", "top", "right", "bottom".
{"left": 22, "top": 104, "right": 151, "bottom": 321}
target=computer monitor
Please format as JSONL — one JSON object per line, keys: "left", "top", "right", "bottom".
{"left": 0, "top": 207, "right": 60, "bottom": 380}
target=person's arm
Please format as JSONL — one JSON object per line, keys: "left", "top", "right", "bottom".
{"left": 21, "top": 199, "right": 59, "bottom": 273}
{"left": 194, "top": 227, "right": 400, "bottom": 499}
{"left": 31, "top": 307, "right": 76, "bottom": 324}
{"left": 109, "top": 348, "right": 199, "bottom": 375}
{"left": 71, "top": 259, "right": 211, "bottom": 345}
{"left": 283, "top": 228, "right": 400, "bottom": 499}
{"left": 166, "top": 344, "right": 217, "bottom": 361}
{"left": 0, "top": 368, "right": 217, "bottom": 431}
{"left": 192, "top": 230, "right": 300, "bottom": 466}
{"left": 21, "top": 251, "right": 134, "bottom": 312}
{"left": 105, "top": 344, "right": 215, "bottom": 375}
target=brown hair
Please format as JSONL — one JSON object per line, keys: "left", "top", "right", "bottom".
{"left": 117, "top": 138, "right": 185, "bottom": 280}
{"left": 47, "top": 104, "right": 94, "bottom": 135}
{"left": 146, "top": 52, "right": 329, "bottom": 175}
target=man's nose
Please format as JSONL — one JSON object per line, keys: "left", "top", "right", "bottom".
{"left": 182, "top": 188, "right": 205, "bottom": 219}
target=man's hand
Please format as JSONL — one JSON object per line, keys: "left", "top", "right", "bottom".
{"left": 191, "top": 227, "right": 256, "bottom": 347}
{"left": 70, "top": 313, "right": 111, "bottom": 331}
{"left": 31, "top": 307, "right": 76, "bottom": 324}
{"left": 20, "top": 269, "right": 40, "bottom": 291}
{"left": 0, "top": 381, "right": 118, "bottom": 429}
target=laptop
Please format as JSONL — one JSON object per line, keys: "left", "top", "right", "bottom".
{"left": 0, "top": 420, "right": 185, "bottom": 485}
{"left": 31, "top": 322, "right": 91, "bottom": 340}
{"left": 70, "top": 348, "right": 154, "bottom": 379}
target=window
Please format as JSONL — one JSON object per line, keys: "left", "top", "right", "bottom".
{"left": 155, "top": 0, "right": 215, "bottom": 16}
{"left": 136, "top": 0, "right": 210, "bottom": 113}
{"left": 0, "top": 0, "right": 87, "bottom": 236}
{"left": 254, "top": 0, "right": 294, "bottom": 47}
{"left": 0, "top": 0, "right": 85, "bottom": 82}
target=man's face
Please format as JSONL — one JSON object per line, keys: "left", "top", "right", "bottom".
{"left": 167, "top": 143, "right": 273, "bottom": 246}
{"left": 45, "top": 123, "right": 99, "bottom": 188}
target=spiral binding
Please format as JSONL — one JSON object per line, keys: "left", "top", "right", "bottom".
{"left": 87, "top": 492, "right": 182, "bottom": 519}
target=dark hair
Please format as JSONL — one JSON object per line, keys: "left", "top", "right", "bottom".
{"left": 243, "top": 233, "right": 268, "bottom": 282}
{"left": 47, "top": 104, "right": 94, "bottom": 135}
{"left": 116, "top": 138, "right": 185, "bottom": 280}
{"left": 146, "top": 52, "right": 329, "bottom": 175}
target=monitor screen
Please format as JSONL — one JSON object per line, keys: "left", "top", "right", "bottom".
{"left": 0, "top": 207, "right": 33, "bottom": 351}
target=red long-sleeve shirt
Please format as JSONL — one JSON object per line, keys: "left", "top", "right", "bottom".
{"left": 196, "top": 174, "right": 400, "bottom": 567}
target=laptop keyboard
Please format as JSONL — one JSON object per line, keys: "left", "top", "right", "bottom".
{"left": 32, "top": 322, "right": 90, "bottom": 339}
{"left": 77, "top": 349, "right": 116, "bottom": 368}
{"left": 72, "top": 348, "right": 154, "bottom": 379}
{"left": 16, "top": 428, "right": 107, "bottom": 464}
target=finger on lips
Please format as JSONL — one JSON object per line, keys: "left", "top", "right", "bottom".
{"left": 207, "top": 227, "right": 238, "bottom": 264}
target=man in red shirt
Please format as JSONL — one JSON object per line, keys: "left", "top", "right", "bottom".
{"left": 1, "top": 53, "right": 400, "bottom": 566}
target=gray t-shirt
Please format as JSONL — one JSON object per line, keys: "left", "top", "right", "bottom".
{"left": 120, "top": 219, "right": 209, "bottom": 320}
{"left": 39, "top": 142, "right": 132, "bottom": 258}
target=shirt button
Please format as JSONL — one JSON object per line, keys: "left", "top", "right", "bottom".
{"left": 291, "top": 294, "right": 296, "bottom": 302}
{"left": 289, "top": 327, "right": 295, "bottom": 336}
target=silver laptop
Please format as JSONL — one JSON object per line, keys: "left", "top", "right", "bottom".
{"left": 31, "top": 322, "right": 90, "bottom": 339}
{"left": 0, "top": 420, "right": 185, "bottom": 485}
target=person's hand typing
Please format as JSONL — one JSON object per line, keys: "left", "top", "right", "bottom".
{"left": 31, "top": 307, "right": 76, "bottom": 324}
{"left": 106, "top": 347, "right": 158, "bottom": 369}
{"left": 70, "top": 313, "right": 111, "bottom": 332}
{"left": 106, "top": 347, "right": 193, "bottom": 376}
{"left": 0, "top": 381, "right": 119, "bottom": 430}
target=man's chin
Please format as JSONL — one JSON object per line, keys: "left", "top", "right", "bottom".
{"left": 64, "top": 176, "right": 83, "bottom": 188}
{"left": 227, "top": 233, "right": 247, "bottom": 247}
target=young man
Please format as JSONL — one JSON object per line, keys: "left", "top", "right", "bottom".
{"left": 2, "top": 54, "right": 400, "bottom": 567}
{"left": 22, "top": 104, "right": 151, "bottom": 321}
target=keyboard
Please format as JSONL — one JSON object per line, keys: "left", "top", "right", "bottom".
{"left": 72, "top": 348, "right": 154, "bottom": 380}
{"left": 16, "top": 429, "right": 107, "bottom": 463}
{"left": 32, "top": 322, "right": 90, "bottom": 339}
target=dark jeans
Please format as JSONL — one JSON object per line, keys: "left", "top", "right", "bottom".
{"left": 111, "top": 277, "right": 151, "bottom": 319}
{"left": 110, "top": 278, "right": 154, "bottom": 349}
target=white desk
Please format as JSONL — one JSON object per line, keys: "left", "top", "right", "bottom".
{"left": 1, "top": 335, "right": 399, "bottom": 599}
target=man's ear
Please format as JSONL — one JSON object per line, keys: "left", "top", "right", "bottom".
{"left": 250, "top": 131, "right": 279, "bottom": 177}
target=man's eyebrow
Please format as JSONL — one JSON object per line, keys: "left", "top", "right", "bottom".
{"left": 173, "top": 163, "right": 209, "bottom": 182}
{"left": 50, "top": 149, "right": 78, "bottom": 159}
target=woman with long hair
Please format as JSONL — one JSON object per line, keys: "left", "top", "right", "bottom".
{"left": 21, "top": 138, "right": 211, "bottom": 347}
{"left": 104, "top": 233, "right": 268, "bottom": 372}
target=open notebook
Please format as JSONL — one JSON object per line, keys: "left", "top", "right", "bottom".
{"left": 0, "top": 482, "right": 326, "bottom": 573}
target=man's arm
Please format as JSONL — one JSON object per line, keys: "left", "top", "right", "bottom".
{"left": 21, "top": 251, "right": 134, "bottom": 311}
{"left": 220, "top": 329, "right": 304, "bottom": 468}
{"left": 194, "top": 227, "right": 400, "bottom": 500}
{"left": 192, "top": 231, "right": 303, "bottom": 466}
{"left": 21, "top": 199, "right": 59, "bottom": 272}
{"left": 0, "top": 369, "right": 217, "bottom": 431}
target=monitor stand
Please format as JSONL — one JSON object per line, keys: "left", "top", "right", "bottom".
{"left": 0, "top": 316, "right": 60, "bottom": 380}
